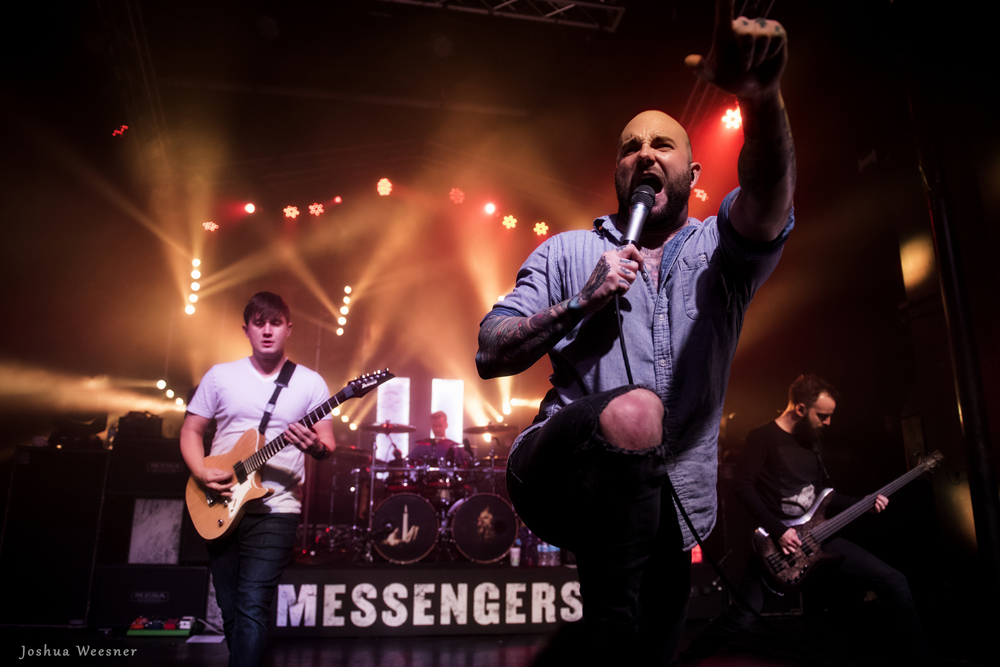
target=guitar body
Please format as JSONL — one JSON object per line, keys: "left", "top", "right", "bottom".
{"left": 752, "top": 488, "right": 843, "bottom": 593}
{"left": 186, "top": 429, "right": 274, "bottom": 540}
{"left": 184, "top": 369, "right": 395, "bottom": 541}
{"left": 752, "top": 451, "right": 941, "bottom": 594}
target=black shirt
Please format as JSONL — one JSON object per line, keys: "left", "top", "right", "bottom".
{"left": 734, "top": 421, "right": 854, "bottom": 539}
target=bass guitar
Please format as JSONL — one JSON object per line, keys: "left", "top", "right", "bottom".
{"left": 186, "top": 369, "right": 394, "bottom": 540}
{"left": 753, "top": 451, "right": 943, "bottom": 593}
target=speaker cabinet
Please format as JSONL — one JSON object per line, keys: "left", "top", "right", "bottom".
{"left": 0, "top": 447, "right": 109, "bottom": 626}
{"left": 89, "top": 565, "right": 208, "bottom": 628}
{"left": 108, "top": 437, "right": 187, "bottom": 498}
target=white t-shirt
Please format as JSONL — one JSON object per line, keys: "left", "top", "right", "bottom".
{"left": 187, "top": 357, "right": 332, "bottom": 514}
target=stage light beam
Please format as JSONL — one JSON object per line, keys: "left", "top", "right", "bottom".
{"left": 245, "top": 203, "right": 256, "bottom": 214}
{"left": 156, "top": 380, "right": 166, "bottom": 390}
{"left": 485, "top": 203, "right": 496, "bottom": 215}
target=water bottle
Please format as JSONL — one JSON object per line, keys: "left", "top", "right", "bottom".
{"left": 538, "top": 541, "right": 558, "bottom": 566}
{"left": 509, "top": 538, "right": 522, "bottom": 567}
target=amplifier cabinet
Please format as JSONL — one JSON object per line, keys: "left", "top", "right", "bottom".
{"left": 89, "top": 565, "right": 208, "bottom": 628}
{"left": 0, "top": 447, "right": 108, "bottom": 626}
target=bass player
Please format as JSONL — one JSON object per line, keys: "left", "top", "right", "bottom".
{"left": 678, "top": 374, "right": 931, "bottom": 665}
{"left": 180, "top": 291, "right": 335, "bottom": 667}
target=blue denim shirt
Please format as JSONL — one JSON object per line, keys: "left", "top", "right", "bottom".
{"left": 489, "top": 188, "right": 793, "bottom": 548}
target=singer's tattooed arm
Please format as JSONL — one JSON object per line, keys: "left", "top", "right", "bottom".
{"left": 476, "top": 255, "right": 633, "bottom": 378}
{"left": 475, "top": 300, "right": 580, "bottom": 379}
{"left": 731, "top": 93, "right": 795, "bottom": 242}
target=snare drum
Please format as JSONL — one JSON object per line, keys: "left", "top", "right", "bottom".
{"left": 448, "top": 493, "right": 518, "bottom": 563}
{"left": 371, "top": 493, "right": 439, "bottom": 564}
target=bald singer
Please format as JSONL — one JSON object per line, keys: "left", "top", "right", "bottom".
{"left": 475, "top": 1, "right": 797, "bottom": 663}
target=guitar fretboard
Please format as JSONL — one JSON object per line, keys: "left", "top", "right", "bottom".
{"left": 811, "top": 455, "right": 939, "bottom": 543}
{"left": 230, "top": 370, "right": 392, "bottom": 479}
{"left": 239, "top": 388, "right": 351, "bottom": 475}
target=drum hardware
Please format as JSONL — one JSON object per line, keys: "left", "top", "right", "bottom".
{"left": 463, "top": 422, "right": 517, "bottom": 435}
{"left": 359, "top": 421, "right": 417, "bottom": 434}
{"left": 301, "top": 425, "right": 520, "bottom": 565}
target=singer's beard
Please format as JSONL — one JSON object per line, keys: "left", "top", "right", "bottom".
{"left": 616, "top": 168, "right": 693, "bottom": 233}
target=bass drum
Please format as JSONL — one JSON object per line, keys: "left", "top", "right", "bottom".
{"left": 448, "top": 494, "right": 518, "bottom": 563}
{"left": 371, "top": 493, "right": 438, "bottom": 564}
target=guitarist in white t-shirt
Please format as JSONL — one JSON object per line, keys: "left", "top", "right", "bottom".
{"left": 181, "top": 292, "right": 334, "bottom": 667}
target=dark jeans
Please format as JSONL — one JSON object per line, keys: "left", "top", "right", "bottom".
{"left": 508, "top": 386, "right": 692, "bottom": 666}
{"left": 207, "top": 513, "right": 299, "bottom": 667}
{"left": 683, "top": 537, "right": 932, "bottom": 665}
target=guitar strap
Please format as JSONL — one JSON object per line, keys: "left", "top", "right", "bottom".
{"left": 258, "top": 359, "right": 297, "bottom": 434}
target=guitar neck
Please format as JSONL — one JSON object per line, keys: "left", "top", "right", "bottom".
{"left": 811, "top": 458, "right": 935, "bottom": 542}
{"left": 240, "top": 387, "right": 353, "bottom": 475}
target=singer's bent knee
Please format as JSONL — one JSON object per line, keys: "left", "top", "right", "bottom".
{"left": 599, "top": 388, "right": 663, "bottom": 452}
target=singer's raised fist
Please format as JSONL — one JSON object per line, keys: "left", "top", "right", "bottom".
{"left": 573, "top": 246, "right": 644, "bottom": 314}
{"left": 685, "top": 0, "right": 787, "bottom": 99}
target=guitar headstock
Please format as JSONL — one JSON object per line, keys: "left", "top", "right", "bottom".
{"left": 343, "top": 369, "right": 395, "bottom": 399}
{"left": 920, "top": 450, "right": 944, "bottom": 470}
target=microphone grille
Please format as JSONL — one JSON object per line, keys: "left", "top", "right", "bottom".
{"left": 631, "top": 184, "right": 656, "bottom": 208}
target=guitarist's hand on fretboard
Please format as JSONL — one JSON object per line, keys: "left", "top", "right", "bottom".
{"left": 871, "top": 494, "right": 889, "bottom": 514}
{"left": 284, "top": 422, "right": 330, "bottom": 459}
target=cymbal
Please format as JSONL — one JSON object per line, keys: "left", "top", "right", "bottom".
{"left": 359, "top": 422, "right": 416, "bottom": 434}
{"left": 331, "top": 447, "right": 371, "bottom": 463}
{"left": 463, "top": 423, "right": 516, "bottom": 435}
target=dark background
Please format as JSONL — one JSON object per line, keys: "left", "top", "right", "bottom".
{"left": 0, "top": 0, "right": 997, "bottom": 654}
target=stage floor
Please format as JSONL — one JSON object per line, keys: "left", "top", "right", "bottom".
{"left": 0, "top": 617, "right": 991, "bottom": 666}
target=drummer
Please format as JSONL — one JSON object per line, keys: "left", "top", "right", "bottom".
{"left": 408, "top": 411, "right": 472, "bottom": 467}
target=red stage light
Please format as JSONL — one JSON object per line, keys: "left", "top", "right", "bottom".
{"left": 309, "top": 203, "right": 324, "bottom": 216}
{"left": 533, "top": 222, "right": 549, "bottom": 236}
{"left": 693, "top": 189, "right": 708, "bottom": 202}
{"left": 449, "top": 188, "right": 465, "bottom": 204}
{"left": 244, "top": 203, "right": 256, "bottom": 214}
{"left": 284, "top": 206, "right": 300, "bottom": 219}
{"left": 112, "top": 125, "right": 128, "bottom": 136}
{"left": 722, "top": 108, "right": 742, "bottom": 130}
{"left": 377, "top": 178, "right": 393, "bottom": 196}
{"left": 203, "top": 221, "right": 219, "bottom": 231}
{"left": 333, "top": 196, "right": 342, "bottom": 204}
{"left": 502, "top": 215, "right": 517, "bottom": 229}
{"left": 484, "top": 203, "right": 496, "bottom": 215}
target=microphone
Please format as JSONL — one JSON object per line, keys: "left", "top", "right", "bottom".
{"left": 622, "top": 184, "right": 656, "bottom": 246}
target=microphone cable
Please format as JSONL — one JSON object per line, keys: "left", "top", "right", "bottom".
{"left": 612, "top": 254, "right": 826, "bottom": 667}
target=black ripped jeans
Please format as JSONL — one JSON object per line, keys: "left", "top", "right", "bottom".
{"left": 507, "top": 385, "right": 691, "bottom": 666}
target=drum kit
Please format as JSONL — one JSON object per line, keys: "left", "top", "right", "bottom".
{"left": 307, "top": 421, "right": 520, "bottom": 565}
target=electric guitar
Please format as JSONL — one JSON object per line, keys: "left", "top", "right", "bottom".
{"left": 753, "top": 451, "right": 943, "bottom": 593}
{"left": 186, "top": 369, "right": 394, "bottom": 540}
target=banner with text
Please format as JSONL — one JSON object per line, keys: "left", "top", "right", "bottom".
{"left": 270, "top": 565, "right": 582, "bottom": 636}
